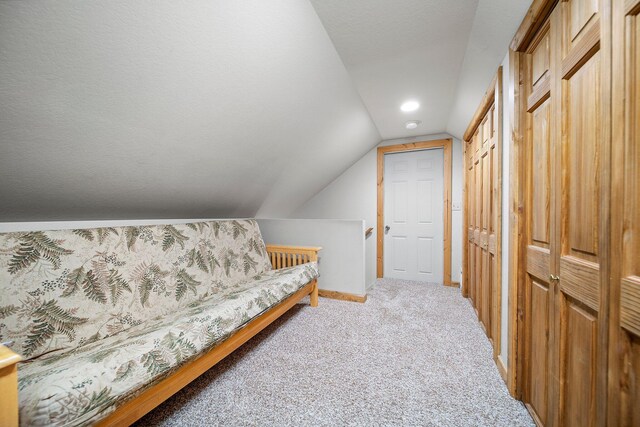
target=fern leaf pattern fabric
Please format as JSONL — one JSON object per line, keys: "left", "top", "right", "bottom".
{"left": 0, "top": 220, "right": 269, "bottom": 360}
{"left": 18, "top": 264, "right": 318, "bottom": 426}
{"left": 0, "top": 220, "right": 319, "bottom": 426}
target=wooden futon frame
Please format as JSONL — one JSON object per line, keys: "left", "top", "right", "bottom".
{"left": 0, "top": 244, "right": 321, "bottom": 426}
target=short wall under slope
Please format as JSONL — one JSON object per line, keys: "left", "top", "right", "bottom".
{"left": 257, "top": 219, "right": 366, "bottom": 296}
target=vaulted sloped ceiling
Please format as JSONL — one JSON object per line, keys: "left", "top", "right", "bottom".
{"left": 0, "top": 1, "right": 381, "bottom": 221}
{"left": 309, "top": 0, "right": 531, "bottom": 140}
{"left": 446, "top": 0, "right": 532, "bottom": 138}
{"left": 309, "top": 0, "right": 477, "bottom": 139}
{"left": 1, "top": 1, "right": 531, "bottom": 222}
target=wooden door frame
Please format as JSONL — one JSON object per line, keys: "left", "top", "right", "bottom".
{"left": 376, "top": 138, "right": 454, "bottom": 286}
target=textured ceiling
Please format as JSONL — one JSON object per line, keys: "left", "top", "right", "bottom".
{"left": 0, "top": 0, "right": 380, "bottom": 221}
{"left": 310, "top": 0, "right": 531, "bottom": 140}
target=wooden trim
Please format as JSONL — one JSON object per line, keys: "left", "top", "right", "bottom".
{"left": 510, "top": 0, "right": 559, "bottom": 52}
{"left": 508, "top": 47, "right": 527, "bottom": 400}
{"left": 376, "top": 138, "right": 453, "bottom": 286}
{"left": 496, "top": 354, "right": 508, "bottom": 384}
{"left": 445, "top": 281, "right": 461, "bottom": 288}
{"left": 463, "top": 72, "right": 499, "bottom": 141}
{"left": 444, "top": 142, "right": 452, "bottom": 287}
{"left": 462, "top": 132, "right": 469, "bottom": 298}
{"left": 607, "top": 0, "right": 626, "bottom": 424}
{"left": 0, "top": 345, "right": 21, "bottom": 427}
{"left": 318, "top": 289, "right": 367, "bottom": 303}
{"left": 596, "top": 1, "right": 613, "bottom": 425}
{"left": 495, "top": 67, "right": 504, "bottom": 367}
{"left": 95, "top": 282, "right": 315, "bottom": 426}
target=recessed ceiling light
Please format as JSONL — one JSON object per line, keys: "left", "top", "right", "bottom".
{"left": 401, "top": 100, "right": 420, "bottom": 112}
{"left": 405, "top": 120, "right": 421, "bottom": 129}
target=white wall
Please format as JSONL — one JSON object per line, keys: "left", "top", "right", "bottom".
{"left": 0, "top": 0, "right": 380, "bottom": 222}
{"left": 499, "top": 52, "right": 511, "bottom": 368}
{"left": 257, "top": 219, "right": 366, "bottom": 296}
{"left": 291, "top": 133, "right": 463, "bottom": 290}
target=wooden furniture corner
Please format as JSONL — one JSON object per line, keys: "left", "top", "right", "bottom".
{"left": 0, "top": 345, "right": 22, "bottom": 426}
{"left": 265, "top": 244, "right": 322, "bottom": 307}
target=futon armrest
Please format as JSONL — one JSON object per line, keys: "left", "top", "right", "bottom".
{"left": 265, "top": 245, "right": 321, "bottom": 307}
{"left": 265, "top": 245, "right": 322, "bottom": 269}
{"left": 0, "top": 344, "right": 22, "bottom": 426}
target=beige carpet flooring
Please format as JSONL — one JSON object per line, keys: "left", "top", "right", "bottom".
{"left": 135, "top": 279, "right": 534, "bottom": 427}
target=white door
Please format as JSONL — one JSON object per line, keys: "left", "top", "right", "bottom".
{"left": 383, "top": 148, "right": 444, "bottom": 282}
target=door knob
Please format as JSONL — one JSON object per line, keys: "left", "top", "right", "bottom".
{"left": 385, "top": 225, "right": 390, "bottom": 234}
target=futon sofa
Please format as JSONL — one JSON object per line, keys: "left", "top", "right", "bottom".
{"left": 0, "top": 220, "right": 320, "bottom": 426}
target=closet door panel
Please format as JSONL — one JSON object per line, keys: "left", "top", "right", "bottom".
{"left": 558, "top": 1, "right": 605, "bottom": 424}
{"left": 524, "top": 34, "right": 555, "bottom": 425}
{"left": 563, "top": 301, "right": 597, "bottom": 426}
{"left": 467, "top": 140, "right": 476, "bottom": 304}
{"left": 532, "top": 32, "right": 551, "bottom": 88}
{"left": 490, "top": 109, "right": 499, "bottom": 345}
{"left": 475, "top": 129, "right": 482, "bottom": 306}
{"left": 468, "top": 137, "right": 474, "bottom": 304}
{"left": 529, "top": 279, "right": 550, "bottom": 425}
{"left": 566, "top": 53, "right": 601, "bottom": 259}
{"left": 568, "top": 0, "right": 599, "bottom": 45}
{"left": 531, "top": 99, "right": 552, "bottom": 247}
{"left": 523, "top": 17, "right": 555, "bottom": 425}
{"left": 481, "top": 148, "right": 491, "bottom": 331}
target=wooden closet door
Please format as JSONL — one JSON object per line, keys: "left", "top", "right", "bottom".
{"left": 514, "top": 0, "right": 616, "bottom": 424}
{"left": 610, "top": 0, "right": 640, "bottom": 424}
{"left": 466, "top": 105, "right": 498, "bottom": 339}
{"left": 555, "top": 0, "right": 609, "bottom": 425}
{"left": 481, "top": 116, "right": 492, "bottom": 334}
{"left": 489, "top": 103, "right": 501, "bottom": 353}
{"left": 467, "top": 133, "right": 477, "bottom": 305}
{"left": 462, "top": 68, "right": 502, "bottom": 370}
{"left": 475, "top": 130, "right": 483, "bottom": 317}
{"left": 523, "top": 17, "right": 556, "bottom": 426}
